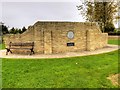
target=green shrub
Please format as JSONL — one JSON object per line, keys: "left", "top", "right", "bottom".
{"left": 104, "top": 22, "right": 115, "bottom": 33}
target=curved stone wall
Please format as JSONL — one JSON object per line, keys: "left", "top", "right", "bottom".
{"left": 3, "top": 21, "right": 108, "bottom": 54}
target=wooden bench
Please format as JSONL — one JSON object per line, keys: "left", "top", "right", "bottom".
{"left": 6, "top": 42, "right": 35, "bottom": 55}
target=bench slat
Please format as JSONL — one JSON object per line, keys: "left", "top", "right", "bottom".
{"left": 10, "top": 48, "right": 33, "bottom": 49}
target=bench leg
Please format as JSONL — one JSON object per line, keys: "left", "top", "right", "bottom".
{"left": 30, "top": 48, "right": 34, "bottom": 55}
{"left": 6, "top": 49, "right": 12, "bottom": 55}
{"left": 9, "top": 50, "right": 12, "bottom": 54}
{"left": 32, "top": 50, "right": 35, "bottom": 54}
{"left": 6, "top": 49, "right": 8, "bottom": 55}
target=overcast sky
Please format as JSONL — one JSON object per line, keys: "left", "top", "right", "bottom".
{"left": 0, "top": 0, "right": 119, "bottom": 29}
{"left": 1, "top": 0, "right": 85, "bottom": 29}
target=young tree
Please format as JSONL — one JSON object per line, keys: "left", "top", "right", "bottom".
{"left": 2, "top": 25, "right": 9, "bottom": 34}
{"left": 9, "top": 27, "right": 16, "bottom": 34}
{"left": 22, "top": 26, "right": 27, "bottom": 33}
{"left": 14, "top": 28, "right": 20, "bottom": 34}
{"left": 77, "top": 0, "right": 118, "bottom": 32}
{"left": 0, "top": 22, "right": 9, "bottom": 35}
{"left": 18, "top": 29, "right": 22, "bottom": 34}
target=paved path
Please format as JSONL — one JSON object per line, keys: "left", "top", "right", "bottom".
{"left": 0, "top": 44, "right": 119, "bottom": 59}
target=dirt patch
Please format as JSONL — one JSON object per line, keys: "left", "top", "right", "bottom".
{"left": 107, "top": 74, "right": 120, "bottom": 87}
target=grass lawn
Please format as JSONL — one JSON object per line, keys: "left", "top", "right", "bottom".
{"left": 2, "top": 50, "right": 119, "bottom": 88}
{"left": 108, "top": 40, "right": 120, "bottom": 45}
{"left": 0, "top": 43, "right": 5, "bottom": 50}
{"left": 1, "top": 39, "right": 119, "bottom": 88}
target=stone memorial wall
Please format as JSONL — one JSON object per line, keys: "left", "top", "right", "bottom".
{"left": 3, "top": 21, "right": 108, "bottom": 54}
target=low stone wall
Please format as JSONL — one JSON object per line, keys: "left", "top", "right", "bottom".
{"left": 86, "top": 29, "right": 108, "bottom": 51}
{"left": 3, "top": 26, "right": 35, "bottom": 48}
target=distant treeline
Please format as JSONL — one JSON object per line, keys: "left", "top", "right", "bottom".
{"left": 0, "top": 24, "right": 27, "bottom": 35}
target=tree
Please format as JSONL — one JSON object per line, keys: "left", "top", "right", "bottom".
{"left": 9, "top": 27, "right": 16, "bottom": 34}
{"left": 77, "top": 0, "right": 118, "bottom": 32}
{"left": 104, "top": 22, "right": 115, "bottom": 32}
{"left": 18, "top": 29, "right": 22, "bottom": 34}
{"left": 0, "top": 22, "right": 9, "bottom": 35}
{"left": 9, "top": 27, "right": 26, "bottom": 34}
{"left": 14, "top": 28, "right": 20, "bottom": 34}
{"left": 22, "top": 26, "right": 27, "bottom": 33}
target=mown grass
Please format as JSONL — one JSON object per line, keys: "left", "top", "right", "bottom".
{"left": 108, "top": 40, "right": 120, "bottom": 45}
{"left": 1, "top": 39, "right": 119, "bottom": 88}
{"left": 0, "top": 43, "right": 5, "bottom": 50}
{"left": 2, "top": 50, "right": 119, "bottom": 88}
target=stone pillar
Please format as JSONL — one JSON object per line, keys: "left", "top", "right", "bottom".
{"left": 86, "top": 29, "right": 95, "bottom": 51}
{"left": 34, "top": 25, "right": 44, "bottom": 54}
{"left": 44, "top": 30, "right": 52, "bottom": 54}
